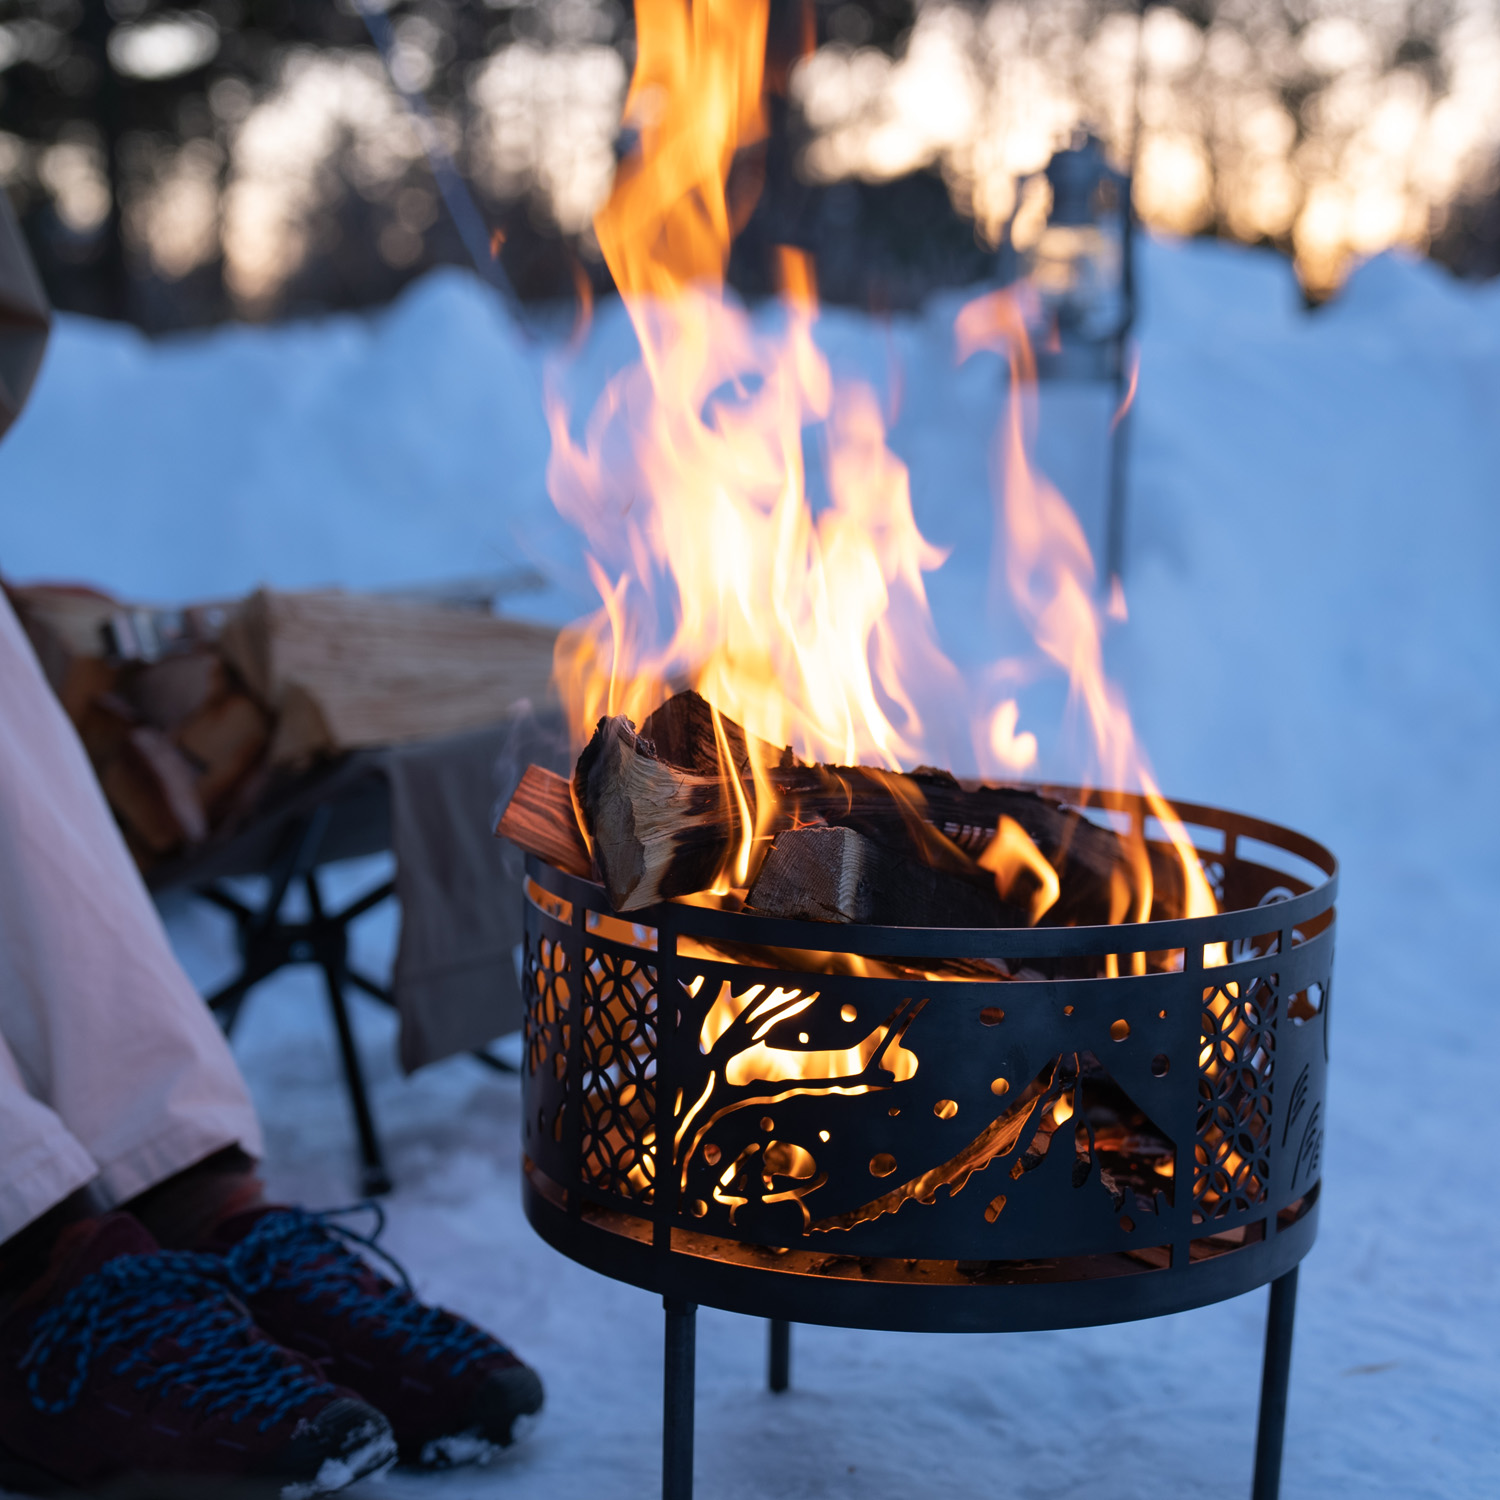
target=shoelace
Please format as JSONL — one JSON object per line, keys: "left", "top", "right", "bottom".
{"left": 220, "top": 1205, "right": 499, "bottom": 1377}
{"left": 20, "top": 1250, "right": 334, "bottom": 1430}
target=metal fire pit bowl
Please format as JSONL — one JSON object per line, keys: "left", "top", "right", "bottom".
{"left": 518, "top": 789, "right": 1336, "bottom": 1500}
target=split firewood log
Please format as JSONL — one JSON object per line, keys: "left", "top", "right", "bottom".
{"left": 568, "top": 697, "right": 1126, "bottom": 919}
{"left": 494, "top": 764, "right": 592, "bottom": 879}
{"left": 100, "top": 726, "right": 207, "bottom": 854}
{"left": 747, "top": 823, "right": 1019, "bottom": 928}
{"left": 125, "top": 652, "right": 226, "bottom": 731}
{"left": 221, "top": 588, "right": 558, "bottom": 764}
{"left": 6, "top": 584, "right": 119, "bottom": 720}
{"left": 175, "top": 692, "right": 271, "bottom": 816}
{"left": 76, "top": 691, "right": 140, "bottom": 767}
{"left": 571, "top": 713, "right": 733, "bottom": 909}
{"left": 638, "top": 689, "right": 796, "bottom": 777}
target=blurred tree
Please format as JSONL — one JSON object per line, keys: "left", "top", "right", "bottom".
{"left": 0, "top": 0, "right": 1494, "bottom": 327}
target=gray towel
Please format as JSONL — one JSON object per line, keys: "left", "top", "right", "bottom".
{"left": 386, "top": 705, "right": 571, "bottom": 1073}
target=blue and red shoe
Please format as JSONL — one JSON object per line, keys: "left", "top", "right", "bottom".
{"left": 0, "top": 1214, "right": 395, "bottom": 1498}
{"left": 206, "top": 1205, "right": 544, "bottom": 1468}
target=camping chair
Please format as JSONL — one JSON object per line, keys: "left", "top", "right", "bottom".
{"left": 147, "top": 753, "right": 515, "bottom": 1197}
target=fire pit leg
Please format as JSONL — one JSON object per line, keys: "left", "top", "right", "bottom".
{"left": 767, "top": 1319, "right": 791, "bottom": 1393}
{"left": 662, "top": 1297, "right": 697, "bottom": 1500}
{"left": 1251, "top": 1267, "right": 1299, "bottom": 1500}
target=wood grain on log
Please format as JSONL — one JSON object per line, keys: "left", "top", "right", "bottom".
{"left": 7, "top": 585, "right": 119, "bottom": 720}
{"left": 221, "top": 588, "right": 558, "bottom": 763}
{"left": 494, "top": 764, "right": 593, "bottom": 879}
{"left": 573, "top": 714, "right": 737, "bottom": 910}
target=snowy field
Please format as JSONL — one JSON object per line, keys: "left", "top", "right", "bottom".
{"left": 2, "top": 237, "right": 1499, "bottom": 1497}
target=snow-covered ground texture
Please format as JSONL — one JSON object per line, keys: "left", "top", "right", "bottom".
{"left": 3, "top": 236, "right": 1499, "bottom": 1498}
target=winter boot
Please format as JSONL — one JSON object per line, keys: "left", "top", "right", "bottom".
{"left": 0, "top": 1214, "right": 395, "bottom": 1498}
{"left": 206, "top": 1205, "right": 543, "bottom": 1468}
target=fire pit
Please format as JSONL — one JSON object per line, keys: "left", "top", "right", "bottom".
{"left": 516, "top": 787, "right": 1335, "bottom": 1500}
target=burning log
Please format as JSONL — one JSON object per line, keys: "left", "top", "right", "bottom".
{"left": 746, "top": 823, "right": 1015, "bottom": 928}
{"left": 571, "top": 712, "right": 733, "bottom": 909}
{"left": 548, "top": 694, "right": 1126, "bottom": 920}
{"left": 638, "top": 689, "right": 796, "bottom": 776}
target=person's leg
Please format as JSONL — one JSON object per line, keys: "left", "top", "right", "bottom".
{"left": 0, "top": 593, "right": 262, "bottom": 1212}
{"left": 0, "top": 1030, "right": 96, "bottom": 1254}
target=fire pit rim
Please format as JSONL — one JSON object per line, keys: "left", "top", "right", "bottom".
{"left": 532, "top": 785, "right": 1338, "bottom": 959}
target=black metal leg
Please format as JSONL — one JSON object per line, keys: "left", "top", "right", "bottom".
{"left": 1251, "top": 1267, "right": 1299, "bottom": 1500}
{"left": 767, "top": 1318, "right": 791, "bottom": 1393}
{"left": 319, "top": 959, "right": 392, "bottom": 1197}
{"left": 205, "top": 976, "right": 254, "bottom": 1038}
{"left": 470, "top": 1047, "right": 520, "bottom": 1074}
{"left": 663, "top": 1298, "right": 697, "bottom": 1500}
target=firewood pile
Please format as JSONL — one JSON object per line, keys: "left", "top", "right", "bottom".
{"left": 497, "top": 689, "right": 1182, "bottom": 931}
{"left": 10, "top": 581, "right": 557, "bottom": 870}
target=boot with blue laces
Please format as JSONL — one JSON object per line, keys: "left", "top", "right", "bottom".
{"left": 205, "top": 1205, "right": 544, "bottom": 1469}
{"left": 0, "top": 1213, "right": 396, "bottom": 1498}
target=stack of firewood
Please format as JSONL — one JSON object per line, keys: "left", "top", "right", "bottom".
{"left": 10, "top": 582, "right": 557, "bottom": 869}
{"left": 497, "top": 689, "right": 1169, "bottom": 929}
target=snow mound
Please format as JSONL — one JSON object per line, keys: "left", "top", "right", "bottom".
{"left": 2, "top": 236, "right": 1496, "bottom": 1498}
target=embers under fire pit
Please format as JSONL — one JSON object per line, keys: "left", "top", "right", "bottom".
{"left": 517, "top": 790, "right": 1335, "bottom": 1500}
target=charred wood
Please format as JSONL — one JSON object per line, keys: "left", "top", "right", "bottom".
{"left": 573, "top": 698, "right": 1125, "bottom": 920}
{"left": 747, "top": 823, "right": 1017, "bottom": 928}
{"left": 638, "top": 688, "right": 795, "bottom": 777}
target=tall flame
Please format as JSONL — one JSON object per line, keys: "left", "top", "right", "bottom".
{"left": 546, "top": 0, "right": 977, "bottom": 783}
{"left": 544, "top": 0, "right": 1219, "bottom": 944}
{"left": 955, "top": 287, "right": 1223, "bottom": 955}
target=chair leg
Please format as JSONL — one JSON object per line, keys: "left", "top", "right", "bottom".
{"left": 319, "top": 960, "right": 393, "bottom": 1197}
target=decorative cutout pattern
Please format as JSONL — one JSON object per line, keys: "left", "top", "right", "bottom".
{"left": 807, "top": 1049, "right": 1174, "bottom": 1235}
{"left": 1287, "top": 982, "right": 1324, "bottom": 1025}
{"left": 1195, "top": 976, "right": 1276, "bottom": 1222}
{"left": 1291, "top": 1103, "right": 1323, "bottom": 1192}
{"left": 524, "top": 935, "right": 570, "bottom": 1080}
{"left": 579, "top": 946, "right": 659, "bottom": 1203}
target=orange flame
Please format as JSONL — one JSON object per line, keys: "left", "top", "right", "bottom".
{"left": 978, "top": 816, "right": 1060, "bottom": 926}
{"left": 955, "top": 286, "right": 1224, "bottom": 952}
{"left": 545, "top": 0, "right": 1221, "bottom": 947}
{"left": 545, "top": 0, "right": 991, "bottom": 816}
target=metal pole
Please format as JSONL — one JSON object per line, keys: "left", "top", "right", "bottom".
{"left": 767, "top": 1319, "right": 791, "bottom": 1393}
{"left": 663, "top": 1298, "right": 697, "bottom": 1500}
{"left": 1251, "top": 1267, "right": 1299, "bottom": 1500}
{"left": 1104, "top": 350, "right": 1135, "bottom": 585}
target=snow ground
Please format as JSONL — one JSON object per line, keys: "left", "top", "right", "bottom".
{"left": 3, "top": 237, "right": 1499, "bottom": 1497}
